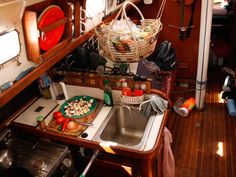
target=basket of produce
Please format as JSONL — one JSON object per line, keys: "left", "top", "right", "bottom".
{"left": 95, "top": 0, "right": 166, "bottom": 63}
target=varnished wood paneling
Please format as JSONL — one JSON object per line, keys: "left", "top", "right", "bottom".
{"left": 140, "top": 0, "right": 201, "bottom": 79}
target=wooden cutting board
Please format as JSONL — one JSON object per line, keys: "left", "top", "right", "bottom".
{"left": 46, "top": 99, "right": 103, "bottom": 137}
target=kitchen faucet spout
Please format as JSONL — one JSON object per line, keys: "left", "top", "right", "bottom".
{"left": 116, "top": 104, "right": 131, "bottom": 114}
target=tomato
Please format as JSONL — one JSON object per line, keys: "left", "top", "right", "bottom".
{"left": 56, "top": 116, "right": 65, "bottom": 125}
{"left": 134, "top": 89, "right": 143, "bottom": 96}
{"left": 53, "top": 111, "right": 65, "bottom": 125}
{"left": 53, "top": 111, "right": 63, "bottom": 120}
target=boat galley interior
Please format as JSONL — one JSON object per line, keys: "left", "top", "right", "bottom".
{"left": 0, "top": 0, "right": 235, "bottom": 177}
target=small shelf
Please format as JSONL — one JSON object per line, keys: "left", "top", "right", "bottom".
{"left": 49, "top": 69, "right": 153, "bottom": 94}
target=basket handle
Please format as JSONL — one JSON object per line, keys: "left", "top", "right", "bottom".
{"left": 109, "top": 1, "right": 145, "bottom": 34}
{"left": 122, "top": 1, "right": 145, "bottom": 32}
{"left": 122, "top": 1, "right": 145, "bottom": 21}
{"left": 156, "top": 0, "right": 166, "bottom": 20}
{"left": 106, "top": 2, "right": 145, "bottom": 60}
{"left": 122, "top": 0, "right": 166, "bottom": 21}
{"left": 109, "top": 0, "right": 166, "bottom": 29}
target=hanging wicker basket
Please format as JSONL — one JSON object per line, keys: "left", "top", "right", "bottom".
{"left": 95, "top": 0, "right": 166, "bottom": 63}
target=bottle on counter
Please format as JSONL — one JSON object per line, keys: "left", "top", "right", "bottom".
{"left": 121, "top": 80, "right": 132, "bottom": 96}
{"left": 36, "top": 115, "right": 46, "bottom": 130}
{"left": 103, "top": 79, "right": 113, "bottom": 106}
{"left": 38, "top": 73, "right": 51, "bottom": 99}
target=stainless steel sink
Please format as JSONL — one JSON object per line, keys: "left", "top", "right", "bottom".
{"left": 93, "top": 105, "right": 155, "bottom": 150}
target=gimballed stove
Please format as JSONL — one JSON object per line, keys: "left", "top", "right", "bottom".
{"left": 0, "top": 130, "right": 75, "bottom": 177}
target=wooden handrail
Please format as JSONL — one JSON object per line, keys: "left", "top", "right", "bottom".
{"left": 39, "top": 17, "right": 69, "bottom": 33}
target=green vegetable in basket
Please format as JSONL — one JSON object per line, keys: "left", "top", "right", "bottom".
{"left": 144, "top": 26, "right": 153, "bottom": 33}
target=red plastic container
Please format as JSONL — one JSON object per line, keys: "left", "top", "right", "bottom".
{"left": 178, "top": 97, "right": 196, "bottom": 117}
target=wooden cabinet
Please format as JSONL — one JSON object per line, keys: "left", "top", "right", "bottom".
{"left": 0, "top": 0, "right": 87, "bottom": 108}
{"left": 23, "top": 0, "right": 73, "bottom": 63}
{"left": 79, "top": 147, "right": 164, "bottom": 177}
{"left": 49, "top": 69, "right": 153, "bottom": 93}
{"left": 0, "top": 0, "right": 141, "bottom": 108}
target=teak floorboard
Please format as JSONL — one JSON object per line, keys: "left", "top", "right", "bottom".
{"left": 170, "top": 68, "right": 236, "bottom": 177}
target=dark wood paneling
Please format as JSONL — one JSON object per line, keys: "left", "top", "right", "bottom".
{"left": 140, "top": 0, "right": 201, "bottom": 79}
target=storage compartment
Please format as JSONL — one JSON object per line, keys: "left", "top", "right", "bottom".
{"left": 75, "top": 146, "right": 164, "bottom": 177}
{"left": 22, "top": 0, "right": 73, "bottom": 63}
{"left": 49, "top": 68, "right": 153, "bottom": 93}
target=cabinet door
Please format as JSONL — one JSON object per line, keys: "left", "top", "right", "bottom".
{"left": 23, "top": 1, "right": 72, "bottom": 63}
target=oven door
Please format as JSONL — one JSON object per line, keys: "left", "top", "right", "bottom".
{"left": 0, "top": 130, "right": 76, "bottom": 177}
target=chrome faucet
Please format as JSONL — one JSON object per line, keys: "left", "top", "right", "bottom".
{"left": 115, "top": 104, "right": 131, "bottom": 114}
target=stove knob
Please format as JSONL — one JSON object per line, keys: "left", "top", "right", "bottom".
{"left": 63, "top": 158, "right": 72, "bottom": 168}
{"left": 59, "top": 158, "right": 72, "bottom": 174}
{"left": 33, "top": 159, "right": 46, "bottom": 170}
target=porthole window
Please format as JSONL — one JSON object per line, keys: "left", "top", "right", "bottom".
{"left": 0, "top": 30, "right": 20, "bottom": 65}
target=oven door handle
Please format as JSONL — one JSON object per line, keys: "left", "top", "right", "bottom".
{"left": 79, "top": 150, "right": 99, "bottom": 177}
